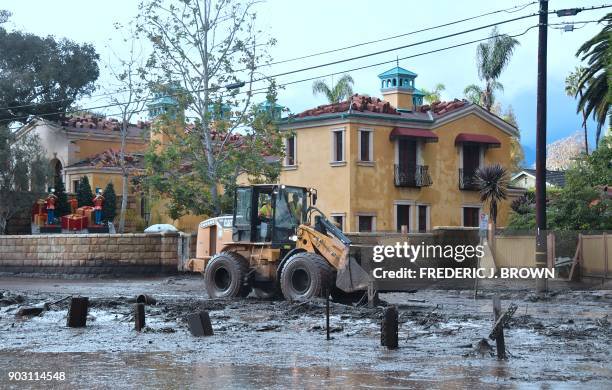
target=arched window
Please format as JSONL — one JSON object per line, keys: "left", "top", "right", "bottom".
{"left": 392, "top": 78, "right": 397, "bottom": 87}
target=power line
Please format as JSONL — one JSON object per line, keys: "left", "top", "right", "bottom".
{"left": 243, "top": 1, "right": 538, "bottom": 69}
{"left": 3, "top": 25, "right": 540, "bottom": 124}
{"left": 1, "top": 11, "right": 542, "bottom": 116}
{"left": 0, "top": 2, "right": 539, "bottom": 112}
{"left": 2, "top": 3, "right": 610, "bottom": 120}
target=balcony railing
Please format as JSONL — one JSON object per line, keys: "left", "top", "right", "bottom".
{"left": 459, "top": 168, "right": 479, "bottom": 190}
{"left": 394, "top": 165, "right": 432, "bottom": 187}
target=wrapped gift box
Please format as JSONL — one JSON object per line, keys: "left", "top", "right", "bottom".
{"left": 32, "top": 200, "right": 46, "bottom": 221}
{"left": 61, "top": 214, "right": 88, "bottom": 231}
{"left": 34, "top": 213, "right": 47, "bottom": 227}
{"left": 76, "top": 206, "right": 95, "bottom": 226}
{"left": 76, "top": 206, "right": 93, "bottom": 216}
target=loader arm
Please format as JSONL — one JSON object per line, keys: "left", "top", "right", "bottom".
{"left": 295, "top": 208, "right": 371, "bottom": 292}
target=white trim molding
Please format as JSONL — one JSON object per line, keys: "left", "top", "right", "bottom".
{"left": 283, "top": 134, "right": 297, "bottom": 168}
{"left": 460, "top": 203, "right": 483, "bottom": 227}
{"left": 330, "top": 212, "right": 346, "bottom": 231}
{"left": 393, "top": 200, "right": 415, "bottom": 232}
{"left": 330, "top": 127, "right": 346, "bottom": 164}
{"left": 355, "top": 212, "right": 377, "bottom": 232}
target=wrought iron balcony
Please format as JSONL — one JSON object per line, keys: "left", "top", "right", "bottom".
{"left": 459, "top": 168, "right": 479, "bottom": 190}
{"left": 394, "top": 165, "right": 432, "bottom": 187}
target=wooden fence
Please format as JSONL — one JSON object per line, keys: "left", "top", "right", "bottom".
{"left": 493, "top": 233, "right": 610, "bottom": 280}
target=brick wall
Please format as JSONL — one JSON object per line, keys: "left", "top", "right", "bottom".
{"left": 0, "top": 232, "right": 183, "bottom": 277}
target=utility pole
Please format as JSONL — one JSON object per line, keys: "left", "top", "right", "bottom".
{"left": 535, "top": 0, "right": 548, "bottom": 294}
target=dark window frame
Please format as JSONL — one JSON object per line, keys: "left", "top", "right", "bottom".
{"left": 333, "top": 130, "right": 344, "bottom": 162}
{"left": 359, "top": 130, "right": 372, "bottom": 162}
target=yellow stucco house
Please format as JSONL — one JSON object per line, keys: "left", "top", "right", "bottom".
{"left": 279, "top": 66, "right": 522, "bottom": 233}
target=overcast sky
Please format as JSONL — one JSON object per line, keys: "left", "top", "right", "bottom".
{"left": 3, "top": 0, "right": 610, "bottom": 165}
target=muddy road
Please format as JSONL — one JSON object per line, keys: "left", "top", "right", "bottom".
{"left": 0, "top": 276, "right": 611, "bottom": 389}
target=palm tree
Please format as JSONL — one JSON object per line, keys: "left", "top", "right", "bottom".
{"left": 312, "top": 74, "right": 354, "bottom": 103}
{"left": 422, "top": 83, "right": 446, "bottom": 104}
{"left": 465, "top": 28, "right": 519, "bottom": 111}
{"left": 565, "top": 66, "right": 589, "bottom": 154}
{"left": 474, "top": 164, "right": 509, "bottom": 225}
{"left": 463, "top": 82, "right": 504, "bottom": 108}
{"left": 576, "top": 13, "right": 610, "bottom": 147}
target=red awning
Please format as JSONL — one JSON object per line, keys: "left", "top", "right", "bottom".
{"left": 454, "top": 133, "right": 501, "bottom": 148}
{"left": 389, "top": 127, "right": 438, "bottom": 142}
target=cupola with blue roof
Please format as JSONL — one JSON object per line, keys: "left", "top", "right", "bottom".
{"left": 256, "top": 100, "right": 285, "bottom": 120}
{"left": 148, "top": 83, "right": 184, "bottom": 120}
{"left": 378, "top": 65, "right": 424, "bottom": 112}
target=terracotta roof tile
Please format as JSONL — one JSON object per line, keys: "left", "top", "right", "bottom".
{"left": 66, "top": 149, "right": 144, "bottom": 170}
{"left": 59, "top": 114, "right": 150, "bottom": 135}
{"left": 417, "top": 99, "right": 469, "bottom": 116}
{"left": 294, "top": 94, "right": 399, "bottom": 118}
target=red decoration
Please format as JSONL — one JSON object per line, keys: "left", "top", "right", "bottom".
{"left": 61, "top": 214, "right": 88, "bottom": 231}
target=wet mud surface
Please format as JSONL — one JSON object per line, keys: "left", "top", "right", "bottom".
{"left": 0, "top": 276, "right": 610, "bottom": 389}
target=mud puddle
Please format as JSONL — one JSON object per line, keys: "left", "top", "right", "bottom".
{"left": 0, "top": 277, "right": 610, "bottom": 388}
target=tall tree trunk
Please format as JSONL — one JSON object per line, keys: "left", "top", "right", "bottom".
{"left": 579, "top": 91, "right": 589, "bottom": 154}
{"left": 119, "top": 173, "right": 128, "bottom": 232}
{"left": 118, "top": 119, "right": 128, "bottom": 233}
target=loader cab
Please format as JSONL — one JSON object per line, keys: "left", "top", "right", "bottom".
{"left": 232, "top": 184, "right": 308, "bottom": 245}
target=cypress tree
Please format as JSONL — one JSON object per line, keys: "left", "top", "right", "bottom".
{"left": 53, "top": 176, "right": 71, "bottom": 217}
{"left": 102, "top": 182, "right": 117, "bottom": 222}
{"left": 77, "top": 176, "right": 94, "bottom": 207}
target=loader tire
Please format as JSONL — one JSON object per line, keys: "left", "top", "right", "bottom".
{"left": 280, "top": 252, "right": 333, "bottom": 301}
{"left": 204, "top": 252, "right": 252, "bottom": 299}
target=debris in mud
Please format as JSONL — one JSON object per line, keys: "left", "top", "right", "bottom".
{"left": 15, "top": 306, "right": 44, "bottom": 318}
{"left": 256, "top": 324, "right": 280, "bottom": 332}
{"left": 186, "top": 311, "right": 214, "bottom": 337}
{"left": 418, "top": 305, "right": 443, "bottom": 329}
{"left": 0, "top": 293, "right": 24, "bottom": 307}
{"left": 595, "top": 315, "right": 609, "bottom": 328}
{"left": 136, "top": 294, "right": 157, "bottom": 305}
{"left": 43, "top": 296, "right": 71, "bottom": 310}
{"left": 466, "top": 338, "right": 494, "bottom": 357}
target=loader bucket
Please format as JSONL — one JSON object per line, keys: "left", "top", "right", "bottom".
{"left": 335, "top": 256, "right": 371, "bottom": 292}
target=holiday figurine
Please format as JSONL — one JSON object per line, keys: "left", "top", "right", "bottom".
{"left": 93, "top": 189, "right": 105, "bottom": 225}
{"left": 45, "top": 189, "right": 58, "bottom": 225}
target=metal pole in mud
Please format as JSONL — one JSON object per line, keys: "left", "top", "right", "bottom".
{"left": 326, "top": 289, "right": 330, "bottom": 341}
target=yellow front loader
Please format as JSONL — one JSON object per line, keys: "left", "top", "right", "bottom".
{"left": 185, "top": 184, "right": 370, "bottom": 300}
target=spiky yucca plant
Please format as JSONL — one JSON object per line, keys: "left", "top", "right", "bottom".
{"left": 474, "top": 164, "right": 509, "bottom": 224}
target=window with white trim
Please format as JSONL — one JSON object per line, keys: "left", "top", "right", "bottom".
{"left": 462, "top": 206, "right": 480, "bottom": 227}
{"left": 357, "top": 215, "right": 375, "bottom": 232}
{"left": 396, "top": 204, "right": 410, "bottom": 232}
{"left": 358, "top": 129, "right": 373, "bottom": 162}
{"left": 330, "top": 214, "right": 345, "bottom": 231}
{"left": 284, "top": 135, "right": 296, "bottom": 166}
{"left": 331, "top": 129, "right": 345, "bottom": 162}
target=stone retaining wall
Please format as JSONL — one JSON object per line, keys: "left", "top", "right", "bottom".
{"left": 0, "top": 232, "right": 191, "bottom": 277}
